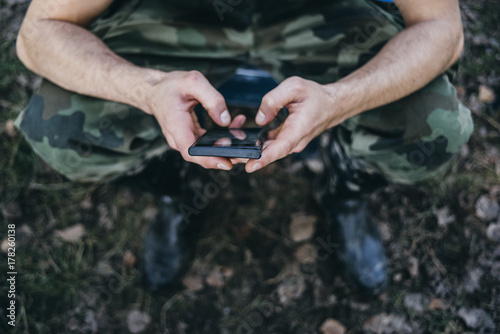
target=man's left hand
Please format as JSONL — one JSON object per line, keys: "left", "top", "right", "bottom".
{"left": 245, "top": 76, "right": 344, "bottom": 173}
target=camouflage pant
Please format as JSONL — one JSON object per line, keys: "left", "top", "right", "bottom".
{"left": 15, "top": 0, "right": 473, "bottom": 184}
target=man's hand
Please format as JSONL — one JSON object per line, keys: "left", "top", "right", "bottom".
{"left": 245, "top": 77, "right": 341, "bottom": 173}
{"left": 246, "top": 0, "right": 464, "bottom": 173}
{"left": 143, "top": 70, "right": 248, "bottom": 170}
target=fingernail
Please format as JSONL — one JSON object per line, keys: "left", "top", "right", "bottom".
{"left": 217, "top": 163, "right": 231, "bottom": 170}
{"left": 220, "top": 110, "right": 230, "bottom": 125}
{"left": 256, "top": 110, "right": 265, "bottom": 125}
{"left": 249, "top": 163, "right": 261, "bottom": 173}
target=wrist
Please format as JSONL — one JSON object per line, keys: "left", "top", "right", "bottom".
{"left": 125, "top": 67, "right": 168, "bottom": 115}
{"left": 323, "top": 81, "right": 356, "bottom": 128}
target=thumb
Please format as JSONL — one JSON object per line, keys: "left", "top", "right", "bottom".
{"left": 255, "top": 83, "right": 296, "bottom": 126}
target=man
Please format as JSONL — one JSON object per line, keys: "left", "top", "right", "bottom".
{"left": 15, "top": 0, "right": 473, "bottom": 295}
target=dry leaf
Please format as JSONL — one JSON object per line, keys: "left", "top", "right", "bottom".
{"left": 206, "top": 266, "right": 234, "bottom": 288}
{"left": 320, "top": 318, "right": 346, "bottom": 334}
{"left": 363, "top": 313, "right": 412, "bottom": 333}
{"left": 294, "top": 243, "right": 317, "bottom": 264}
{"left": 408, "top": 256, "right": 419, "bottom": 278}
{"left": 55, "top": 224, "right": 86, "bottom": 243}
{"left": 428, "top": 298, "right": 448, "bottom": 310}
{"left": 4, "top": 119, "right": 16, "bottom": 138}
{"left": 182, "top": 273, "right": 204, "bottom": 291}
{"left": 1, "top": 239, "right": 9, "bottom": 253}
{"left": 289, "top": 213, "right": 316, "bottom": 242}
{"left": 123, "top": 250, "right": 136, "bottom": 272}
{"left": 478, "top": 85, "right": 496, "bottom": 103}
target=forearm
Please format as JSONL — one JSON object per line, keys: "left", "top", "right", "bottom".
{"left": 17, "top": 19, "right": 159, "bottom": 113}
{"left": 326, "top": 19, "right": 463, "bottom": 123}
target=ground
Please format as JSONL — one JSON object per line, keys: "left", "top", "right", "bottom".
{"left": 0, "top": 0, "right": 499, "bottom": 333}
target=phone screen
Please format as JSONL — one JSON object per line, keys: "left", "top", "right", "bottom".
{"left": 188, "top": 128, "right": 264, "bottom": 159}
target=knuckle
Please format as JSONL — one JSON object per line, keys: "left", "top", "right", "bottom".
{"left": 185, "top": 70, "right": 203, "bottom": 83}
{"left": 264, "top": 94, "right": 279, "bottom": 111}
{"left": 206, "top": 94, "right": 225, "bottom": 111}
{"left": 287, "top": 76, "right": 305, "bottom": 93}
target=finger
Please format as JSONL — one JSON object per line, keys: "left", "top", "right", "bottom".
{"left": 229, "top": 114, "right": 246, "bottom": 128}
{"left": 229, "top": 129, "right": 246, "bottom": 140}
{"left": 167, "top": 109, "right": 233, "bottom": 170}
{"left": 292, "top": 137, "right": 310, "bottom": 154}
{"left": 255, "top": 78, "right": 301, "bottom": 126}
{"left": 230, "top": 157, "right": 249, "bottom": 164}
{"left": 214, "top": 137, "right": 232, "bottom": 147}
{"left": 246, "top": 123, "right": 302, "bottom": 173}
{"left": 165, "top": 132, "right": 178, "bottom": 150}
{"left": 184, "top": 71, "right": 231, "bottom": 127}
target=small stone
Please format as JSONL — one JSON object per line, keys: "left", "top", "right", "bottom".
{"left": 478, "top": 85, "right": 496, "bottom": 103}
{"left": 493, "top": 246, "right": 500, "bottom": 258}
{"left": 289, "top": 213, "right": 316, "bottom": 242}
{"left": 457, "top": 308, "right": 495, "bottom": 331}
{"left": 206, "top": 266, "right": 234, "bottom": 288}
{"left": 428, "top": 298, "right": 448, "bottom": 310}
{"left": 404, "top": 293, "right": 427, "bottom": 313}
{"left": 95, "top": 261, "right": 114, "bottom": 276}
{"left": 17, "top": 224, "right": 33, "bottom": 247}
{"left": 486, "top": 223, "right": 500, "bottom": 242}
{"left": 363, "top": 313, "right": 412, "bottom": 333}
{"left": 142, "top": 206, "right": 157, "bottom": 221}
{"left": 350, "top": 301, "right": 370, "bottom": 311}
{"left": 80, "top": 197, "right": 93, "bottom": 210}
{"left": 320, "top": 318, "right": 346, "bottom": 334}
{"left": 475, "top": 195, "right": 500, "bottom": 222}
{"left": 182, "top": 273, "right": 204, "bottom": 291}
{"left": 378, "top": 222, "right": 391, "bottom": 242}
{"left": 97, "top": 204, "right": 114, "bottom": 230}
{"left": 55, "top": 224, "right": 86, "bottom": 243}
{"left": 2, "top": 201, "right": 22, "bottom": 219}
{"left": 434, "top": 207, "right": 455, "bottom": 228}
{"left": 491, "top": 262, "right": 500, "bottom": 281}
{"left": 393, "top": 272, "right": 403, "bottom": 283}
{"left": 4, "top": 119, "right": 16, "bottom": 138}
{"left": 463, "top": 268, "right": 483, "bottom": 293}
{"left": 294, "top": 243, "right": 317, "bottom": 264}
{"left": 126, "top": 310, "right": 151, "bottom": 334}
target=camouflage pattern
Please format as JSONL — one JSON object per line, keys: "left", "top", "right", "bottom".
{"left": 15, "top": 0, "right": 473, "bottom": 184}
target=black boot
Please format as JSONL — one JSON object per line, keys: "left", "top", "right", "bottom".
{"left": 314, "top": 128, "right": 388, "bottom": 295}
{"left": 142, "top": 195, "right": 197, "bottom": 291}
{"left": 117, "top": 151, "right": 205, "bottom": 291}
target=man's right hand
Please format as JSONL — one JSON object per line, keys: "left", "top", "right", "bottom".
{"left": 140, "top": 70, "right": 245, "bottom": 170}
{"left": 17, "top": 0, "right": 245, "bottom": 171}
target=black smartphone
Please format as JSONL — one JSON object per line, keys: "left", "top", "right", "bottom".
{"left": 188, "top": 128, "right": 265, "bottom": 159}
